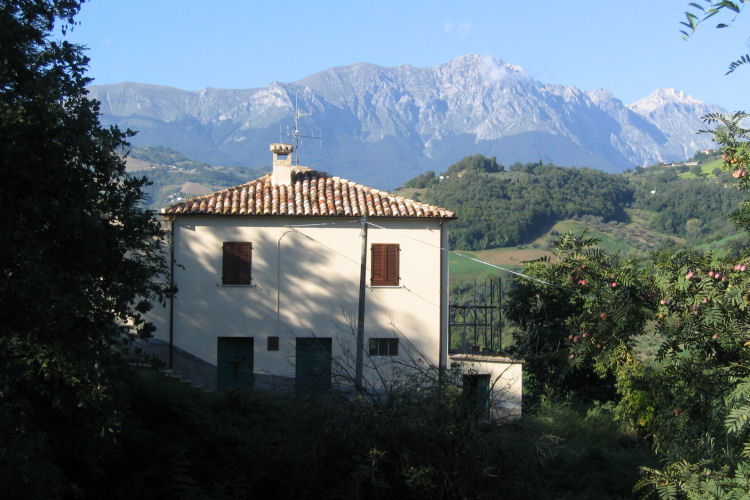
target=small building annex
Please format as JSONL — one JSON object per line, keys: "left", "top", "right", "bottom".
{"left": 145, "top": 143, "right": 456, "bottom": 394}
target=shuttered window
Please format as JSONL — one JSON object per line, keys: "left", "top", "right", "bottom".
{"left": 371, "top": 243, "right": 399, "bottom": 286}
{"left": 222, "top": 242, "right": 252, "bottom": 285}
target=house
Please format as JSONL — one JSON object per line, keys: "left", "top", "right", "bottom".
{"left": 143, "top": 143, "right": 521, "bottom": 417}
{"left": 143, "top": 143, "right": 454, "bottom": 395}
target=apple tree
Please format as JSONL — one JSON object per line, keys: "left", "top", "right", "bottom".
{"left": 635, "top": 113, "right": 750, "bottom": 497}
{"left": 506, "top": 231, "right": 656, "bottom": 404}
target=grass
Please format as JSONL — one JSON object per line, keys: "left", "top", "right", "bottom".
{"left": 701, "top": 158, "right": 724, "bottom": 174}
{"left": 449, "top": 213, "right": 683, "bottom": 285}
{"left": 677, "top": 159, "right": 726, "bottom": 179}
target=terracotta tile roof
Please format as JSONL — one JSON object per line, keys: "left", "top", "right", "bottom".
{"left": 163, "top": 170, "right": 456, "bottom": 219}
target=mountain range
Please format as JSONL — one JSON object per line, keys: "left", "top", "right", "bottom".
{"left": 90, "top": 54, "right": 724, "bottom": 189}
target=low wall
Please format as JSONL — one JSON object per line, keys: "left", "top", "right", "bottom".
{"left": 449, "top": 354, "right": 523, "bottom": 420}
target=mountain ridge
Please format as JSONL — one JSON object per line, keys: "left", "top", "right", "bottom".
{"left": 90, "top": 54, "right": 724, "bottom": 189}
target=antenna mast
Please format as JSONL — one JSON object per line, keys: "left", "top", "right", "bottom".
{"left": 287, "top": 92, "right": 321, "bottom": 165}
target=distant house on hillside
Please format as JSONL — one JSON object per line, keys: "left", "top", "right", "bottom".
{"left": 144, "top": 143, "right": 521, "bottom": 417}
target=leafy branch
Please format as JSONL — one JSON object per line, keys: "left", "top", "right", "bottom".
{"left": 680, "top": 0, "right": 749, "bottom": 74}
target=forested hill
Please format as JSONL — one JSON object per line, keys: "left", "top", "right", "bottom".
{"left": 398, "top": 154, "right": 745, "bottom": 251}
{"left": 131, "top": 146, "right": 745, "bottom": 253}
{"left": 402, "top": 155, "right": 633, "bottom": 249}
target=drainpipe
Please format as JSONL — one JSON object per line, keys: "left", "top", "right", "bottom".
{"left": 439, "top": 220, "right": 446, "bottom": 376}
{"left": 168, "top": 217, "right": 175, "bottom": 370}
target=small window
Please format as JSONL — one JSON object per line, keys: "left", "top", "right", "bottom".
{"left": 222, "top": 242, "right": 252, "bottom": 285}
{"left": 369, "top": 338, "right": 399, "bottom": 356}
{"left": 267, "top": 336, "right": 279, "bottom": 351}
{"left": 371, "top": 243, "right": 399, "bottom": 286}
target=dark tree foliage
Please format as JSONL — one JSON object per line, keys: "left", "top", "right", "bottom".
{"left": 630, "top": 169, "right": 744, "bottom": 241}
{"left": 417, "top": 156, "right": 633, "bottom": 250}
{"left": 444, "top": 153, "right": 505, "bottom": 176}
{"left": 402, "top": 169, "right": 435, "bottom": 189}
{"left": 0, "top": 1, "right": 168, "bottom": 496}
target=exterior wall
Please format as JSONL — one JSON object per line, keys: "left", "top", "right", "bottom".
{"left": 152, "top": 215, "right": 449, "bottom": 391}
{"left": 449, "top": 354, "right": 523, "bottom": 420}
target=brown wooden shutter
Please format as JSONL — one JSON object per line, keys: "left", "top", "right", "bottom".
{"left": 222, "top": 242, "right": 252, "bottom": 285}
{"left": 371, "top": 243, "right": 399, "bottom": 286}
{"left": 384, "top": 244, "right": 399, "bottom": 286}
{"left": 371, "top": 244, "right": 386, "bottom": 286}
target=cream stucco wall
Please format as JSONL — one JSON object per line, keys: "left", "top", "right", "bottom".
{"left": 152, "top": 215, "right": 449, "bottom": 390}
{"left": 449, "top": 354, "right": 523, "bottom": 419}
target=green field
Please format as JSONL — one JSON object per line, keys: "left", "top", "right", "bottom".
{"left": 677, "top": 158, "right": 725, "bottom": 179}
{"left": 448, "top": 211, "right": 685, "bottom": 286}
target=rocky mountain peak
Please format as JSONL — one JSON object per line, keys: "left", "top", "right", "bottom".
{"left": 628, "top": 88, "right": 706, "bottom": 115}
{"left": 88, "top": 55, "right": 724, "bottom": 189}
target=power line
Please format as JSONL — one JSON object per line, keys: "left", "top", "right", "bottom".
{"left": 365, "top": 220, "right": 580, "bottom": 295}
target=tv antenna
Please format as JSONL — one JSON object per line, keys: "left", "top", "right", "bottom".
{"left": 285, "top": 92, "right": 321, "bottom": 165}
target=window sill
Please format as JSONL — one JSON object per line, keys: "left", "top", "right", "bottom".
{"left": 219, "top": 283, "right": 257, "bottom": 287}
{"left": 369, "top": 285, "right": 402, "bottom": 289}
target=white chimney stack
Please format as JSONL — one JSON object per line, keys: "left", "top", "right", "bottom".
{"left": 270, "top": 143, "right": 294, "bottom": 186}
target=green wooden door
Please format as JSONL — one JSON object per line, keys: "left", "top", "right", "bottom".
{"left": 295, "top": 337, "right": 332, "bottom": 396}
{"left": 217, "top": 337, "right": 254, "bottom": 392}
{"left": 463, "top": 373, "right": 491, "bottom": 421}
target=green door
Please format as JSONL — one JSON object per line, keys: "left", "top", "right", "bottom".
{"left": 295, "top": 337, "right": 332, "bottom": 395}
{"left": 217, "top": 337, "right": 254, "bottom": 392}
{"left": 463, "top": 373, "right": 491, "bottom": 421}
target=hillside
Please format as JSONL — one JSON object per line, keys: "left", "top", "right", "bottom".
{"left": 397, "top": 153, "right": 746, "bottom": 261}
{"left": 126, "top": 146, "right": 267, "bottom": 210}
{"left": 135, "top": 147, "right": 746, "bottom": 261}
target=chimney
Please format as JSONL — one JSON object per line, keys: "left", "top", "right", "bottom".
{"left": 270, "top": 143, "right": 294, "bottom": 185}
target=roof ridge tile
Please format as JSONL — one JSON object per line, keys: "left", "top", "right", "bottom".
{"left": 163, "top": 171, "right": 455, "bottom": 219}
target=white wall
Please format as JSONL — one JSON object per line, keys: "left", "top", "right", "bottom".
{"left": 153, "top": 215, "right": 449, "bottom": 388}
{"left": 449, "top": 354, "right": 523, "bottom": 419}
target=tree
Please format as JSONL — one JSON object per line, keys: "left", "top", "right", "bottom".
{"left": 0, "top": 1, "right": 169, "bottom": 495}
{"left": 609, "top": 114, "right": 750, "bottom": 497}
{"left": 505, "top": 231, "right": 655, "bottom": 403}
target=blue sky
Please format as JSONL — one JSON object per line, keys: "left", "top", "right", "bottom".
{"left": 62, "top": 0, "right": 749, "bottom": 110}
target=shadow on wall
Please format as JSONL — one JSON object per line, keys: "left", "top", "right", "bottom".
{"left": 152, "top": 217, "right": 438, "bottom": 393}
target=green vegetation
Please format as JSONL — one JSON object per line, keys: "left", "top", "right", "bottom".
{"left": 408, "top": 157, "right": 633, "bottom": 250}
{"left": 628, "top": 163, "right": 745, "bottom": 245}
{"left": 21, "top": 367, "right": 649, "bottom": 499}
{"left": 128, "top": 146, "right": 266, "bottom": 210}
{"left": 1, "top": 1, "right": 169, "bottom": 497}
{"left": 5, "top": 2, "right": 750, "bottom": 499}
{"left": 508, "top": 111, "right": 750, "bottom": 498}
{"left": 400, "top": 150, "right": 743, "bottom": 264}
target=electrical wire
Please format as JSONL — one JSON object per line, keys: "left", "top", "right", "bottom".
{"left": 365, "top": 219, "right": 580, "bottom": 294}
